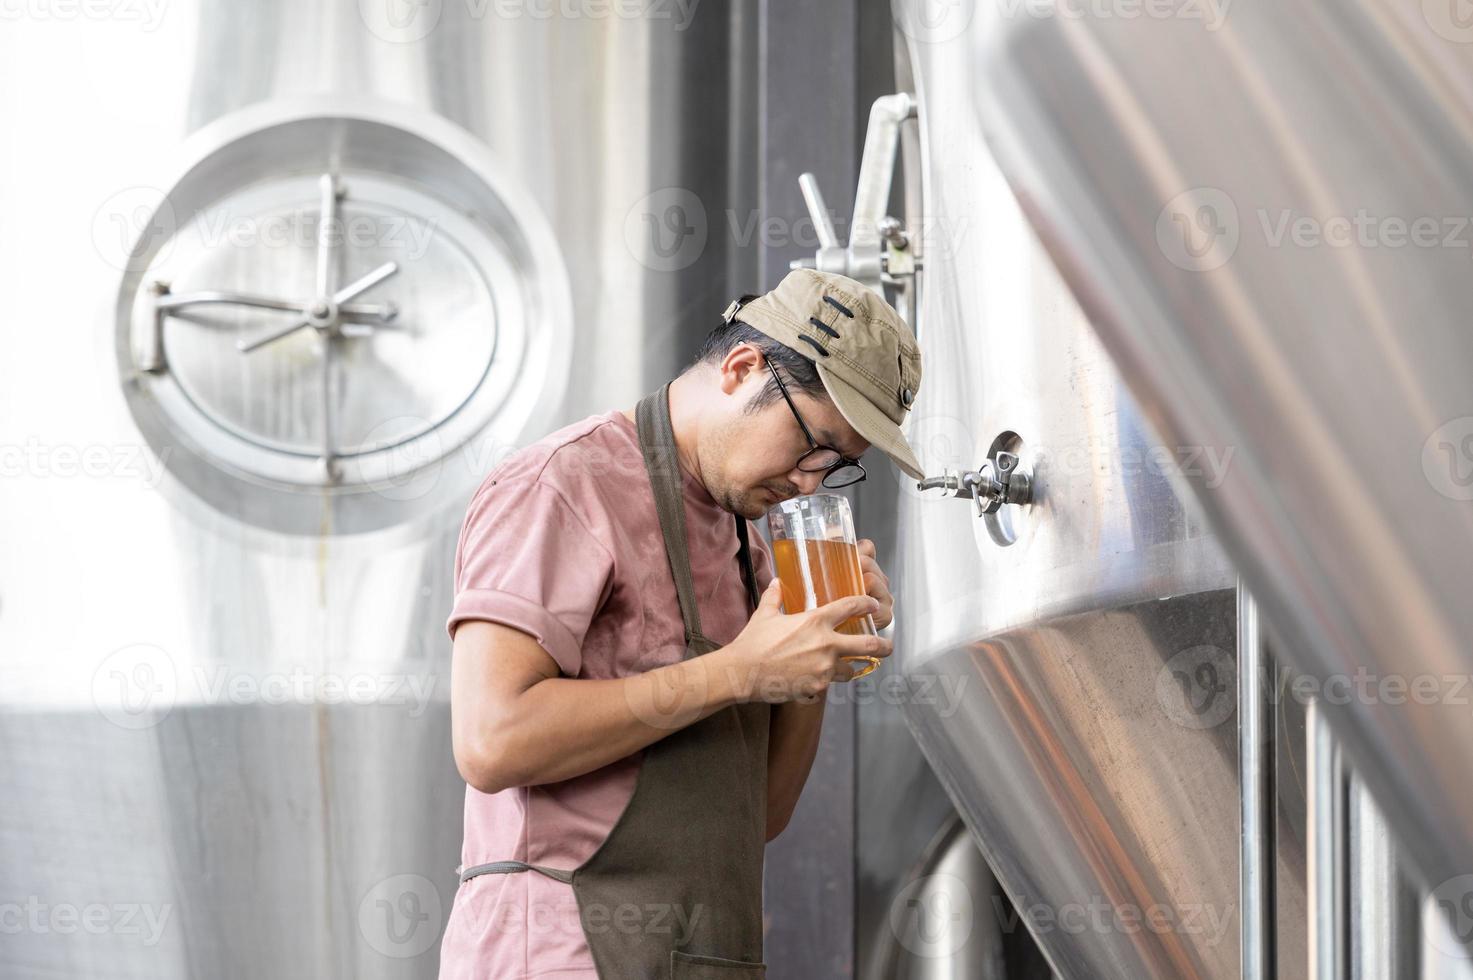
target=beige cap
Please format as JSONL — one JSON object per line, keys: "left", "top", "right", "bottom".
{"left": 723, "top": 269, "right": 925, "bottom": 480}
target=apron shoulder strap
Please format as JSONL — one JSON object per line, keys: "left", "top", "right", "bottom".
{"left": 636, "top": 383, "right": 706, "bottom": 647}
{"left": 734, "top": 515, "right": 761, "bottom": 613}
{"left": 635, "top": 383, "right": 763, "bottom": 650}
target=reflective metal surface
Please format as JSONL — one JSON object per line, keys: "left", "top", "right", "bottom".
{"left": 119, "top": 101, "right": 571, "bottom": 534}
{"left": 0, "top": 4, "right": 759, "bottom": 977}
{"left": 951, "top": 0, "right": 1473, "bottom": 890}
{"left": 1238, "top": 589, "right": 1276, "bottom": 980}
{"left": 891, "top": 2, "right": 1309, "bottom": 975}
{"left": 873, "top": 815, "right": 1007, "bottom": 980}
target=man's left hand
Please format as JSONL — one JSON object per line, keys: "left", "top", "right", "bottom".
{"left": 856, "top": 538, "right": 894, "bottom": 630}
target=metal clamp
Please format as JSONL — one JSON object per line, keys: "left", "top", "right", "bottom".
{"left": 916, "top": 452, "right": 1033, "bottom": 518}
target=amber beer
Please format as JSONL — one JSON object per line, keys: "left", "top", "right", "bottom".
{"left": 771, "top": 538, "right": 873, "bottom": 636}
{"left": 766, "top": 493, "right": 881, "bottom": 679}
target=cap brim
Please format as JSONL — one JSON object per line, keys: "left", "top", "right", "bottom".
{"left": 816, "top": 363, "right": 926, "bottom": 481}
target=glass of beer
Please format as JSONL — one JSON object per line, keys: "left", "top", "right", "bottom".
{"left": 767, "top": 493, "right": 882, "bottom": 681}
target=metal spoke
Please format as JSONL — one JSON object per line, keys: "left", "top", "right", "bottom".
{"left": 154, "top": 290, "right": 305, "bottom": 315}
{"left": 235, "top": 316, "right": 310, "bottom": 353}
{"left": 339, "top": 302, "right": 397, "bottom": 323}
{"left": 333, "top": 261, "right": 399, "bottom": 305}
{"left": 316, "top": 173, "right": 338, "bottom": 298}
{"left": 321, "top": 318, "right": 336, "bottom": 480}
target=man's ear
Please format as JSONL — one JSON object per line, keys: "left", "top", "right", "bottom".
{"left": 717, "top": 343, "right": 763, "bottom": 397}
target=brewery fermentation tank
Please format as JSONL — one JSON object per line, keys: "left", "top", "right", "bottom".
{"left": 0, "top": 4, "right": 759, "bottom": 977}
{"left": 888, "top": 0, "right": 1473, "bottom": 976}
{"left": 887, "top": 7, "right": 1279, "bottom": 976}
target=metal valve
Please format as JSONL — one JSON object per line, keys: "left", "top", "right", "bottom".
{"left": 917, "top": 452, "right": 1033, "bottom": 518}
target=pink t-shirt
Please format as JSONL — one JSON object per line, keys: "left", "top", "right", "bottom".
{"left": 438, "top": 408, "right": 774, "bottom": 980}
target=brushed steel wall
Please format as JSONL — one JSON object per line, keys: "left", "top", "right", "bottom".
{"left": 0, "top": 4, "right": 767, "bottom": 977}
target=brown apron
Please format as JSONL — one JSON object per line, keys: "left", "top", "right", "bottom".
{"left": 458, "top": 382, "right": 772, "bottom": 978}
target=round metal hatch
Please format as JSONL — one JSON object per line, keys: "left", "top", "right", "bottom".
{"left": 115, "top": 99, "right": 572, "bottom": 536}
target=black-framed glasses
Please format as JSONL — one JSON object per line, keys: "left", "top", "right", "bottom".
{"left": 764, "top": 358, "right": 867, "bottom": 489}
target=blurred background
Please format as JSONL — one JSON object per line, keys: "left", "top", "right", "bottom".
{"left": 3, "top": 1, "right": 1473, "bottom": 978}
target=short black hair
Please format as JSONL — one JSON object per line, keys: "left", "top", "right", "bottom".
{"left": 690, "top": 294, "right": 827, "bottom": 414}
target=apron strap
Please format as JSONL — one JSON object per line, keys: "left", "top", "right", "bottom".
{"left": 636, "top": 383, "right": 763, "bottom": 650}
{"left": 734, "top": 512, "right": 761, "bottom": 613}
{"left": 458, "top": 860, "right": 574, "bottom": 884}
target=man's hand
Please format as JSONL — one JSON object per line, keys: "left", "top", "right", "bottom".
{"left": 722, "top": 580, "right": 890, "bottom": 703}
{"left": 856, "top": 538, "right": 894, "bottom": 630}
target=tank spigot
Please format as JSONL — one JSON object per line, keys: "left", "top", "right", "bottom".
{"left": 915, "top": 469, "right": 982, "bottom": 499}
{"left": 917, "top": 453, "right": 1033, "bottom": 516}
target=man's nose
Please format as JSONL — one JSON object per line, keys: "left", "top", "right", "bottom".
{"left": 790, "top": 468, "right": 824, "bottom": 495}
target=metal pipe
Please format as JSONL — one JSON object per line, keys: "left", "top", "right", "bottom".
{"left": 847, "top": 92, "right": 914, "bottom": 281}
{"left": 1349, "top": 775, "right": 1420, "bottom": 979}
{"left": 1239, "top": 587, "right": 1276, "bottom": 980}
{"left": 797, "top": 172, "right": 839, "bottom": 251}
{"left": 1308, "top": 698, "right": 1347, "bottom": 980}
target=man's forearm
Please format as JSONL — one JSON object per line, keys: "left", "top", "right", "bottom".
{"left": 765, "top": 695, "right": 828, "bottom": 840}
{"left": 477, "top": 647, "right": 746, "bottom": 792}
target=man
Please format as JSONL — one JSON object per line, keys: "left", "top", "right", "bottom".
{"left": 438, "top": 268, "right": 925, "bottom": 979}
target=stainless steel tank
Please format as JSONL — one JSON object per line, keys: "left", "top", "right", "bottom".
{"left": 0, "top": 4, "right": 756, "bottom": 977}
{"left": 888, "top": 3, "right": 1309, "bottom": 976}
{"left": 941, "top": 0, "right": 1473, "bottom": 897}
{"left": 889, "top": 0, "right": 1473, "bottom": 976}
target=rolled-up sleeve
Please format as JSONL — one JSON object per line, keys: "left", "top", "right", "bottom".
{"left": 445, "top": 478, "right": 615, "bottom": 677}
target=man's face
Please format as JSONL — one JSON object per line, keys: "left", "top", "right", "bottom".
{"left": 700, "top": 347, "right": 870, "bottom": 520}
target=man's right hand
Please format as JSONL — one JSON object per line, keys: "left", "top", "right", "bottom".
{"left": 719, "top": 579, "right": 892, "bottom": 704}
